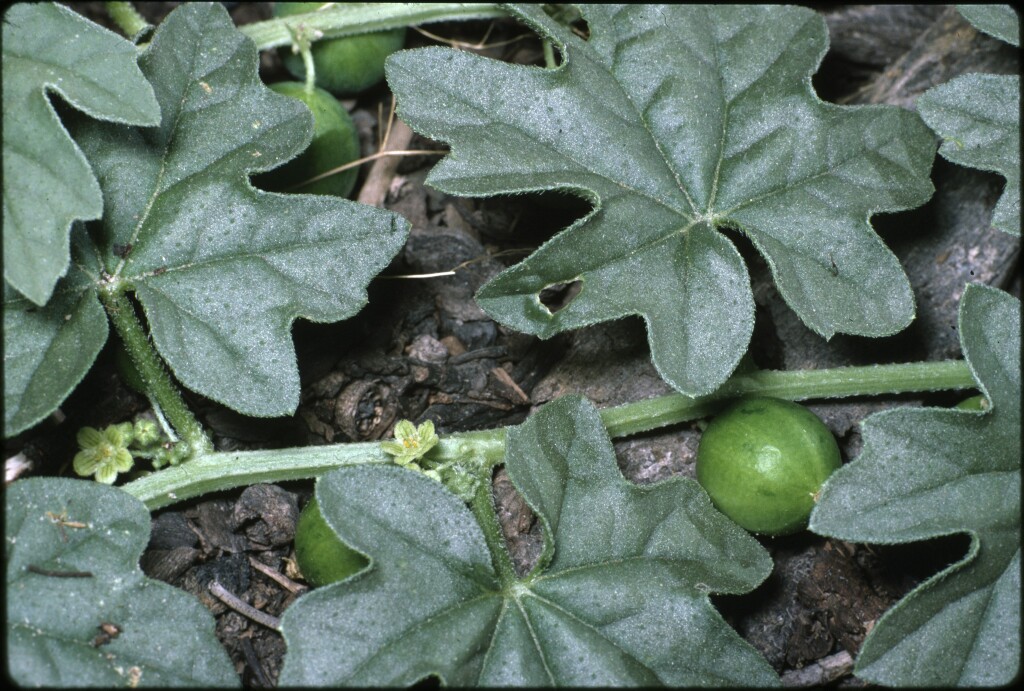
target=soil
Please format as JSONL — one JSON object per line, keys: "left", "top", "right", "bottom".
{"left": 8, "top": 4, "right": 1020, "bottom": 687}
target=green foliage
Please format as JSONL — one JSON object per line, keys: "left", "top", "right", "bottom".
{"left": 4, "top": 3, "right": 1018, "bottom": 686}
{"left": 2, "top": 2, "right": 160, "bottom": 306}
{"left": 957, "top": 4, "right": 1020, "bottom": 46}
{"left": 2, "top": 2, "right": 408, "bottom": 435}
{"left": 917, "top": 74, "right": 1019, "bottom": 235}
{"left": 274, "top": 2, "right": 406, "bottom": 96}
{"left": 696, "top": 397, "right": 840, "bottom": 535}
{"left": 5, "top": 477, "right": 237, "bottom": 687}
{"left": 810, "top": 284, "right": 1021, "bottom": 686}
{"left": 3, "top": 267, "right": 109, "bottom": 437}
{"left": 387, "top": 4, "right": 937, "bottom": 398}
{"left": 280, "top": 396, "right": 776, "bottom": 686}
{"left": 917, "top": 6, "right": 1019, "bottom": 235}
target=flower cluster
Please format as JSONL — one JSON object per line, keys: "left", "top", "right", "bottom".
{"left": 73, "top": 417, "right": 184, "bottom": 483}
{"left": 380, "top": 420, "right": 483, "bottom": 502}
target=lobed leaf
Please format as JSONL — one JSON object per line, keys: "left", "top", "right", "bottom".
{"left": 3, "top": 243, "right": 107, "bottom": 437}
{"left": 917, "top": 74, "right": 1020, "bottom": 235}
{"left": 280, "top": 395, "right": 776, "bottom": 686}
{"left": 5, "top": 477, "right": 238, "bottom": 687}
{"left": 2, "top": 2, "right": 409, "bottom": 428}
{"left": 810, "top": 284, "right": 1021, "bottom": 686}
{"left": 387, "top": 4, "right": 936, "bottom": 397}
{"left": 2, "top": 2, "right": 160, "bottom": 306}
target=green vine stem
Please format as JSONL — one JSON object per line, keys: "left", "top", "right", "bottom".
{"left": 121, "top": 361, "right": 973, "bottom": 511}
{"left": 240, "top": 3, "right": 507, "bottom": 52}
{"left": 99, "top": 290, "right": 212, "bottom": 458}
{"left": 600, "top": 360, "right": 975, "bottom": 438}
{"left": 105, "top": 1, "right": 150, "bottom": 40}
{"left": 301, "top": 43, "right": 317, "bottom": 95}
{"left": 124, "top": 429, "right": 504, "bottom": 510}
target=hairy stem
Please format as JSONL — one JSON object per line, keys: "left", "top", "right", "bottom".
{"left": 105, "top": 1, "right": 150, "bottom": 39}
{"left": 241, "top": 3, "right": 507, "bottom": 51}
{"left": 600, "top": 360, "right": 975, "bottom": 438}
{"left": 123, "top": 429, "right": 504, "bottom": 510}
{"left": 121, "top": 361, "right": 974, "bottom": 511}
{"left": 100, "top": 290, "right": 212, "bottom": 458}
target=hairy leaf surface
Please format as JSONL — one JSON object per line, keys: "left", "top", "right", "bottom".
{"left": 2, "top": 2, "right": 408, "bottom": 431}
{"left": 2, "top": 2, "right": 160, "bottom": 306}
{"left": 387, "top": 4, "right": 936, "bottom": 396}
{"left": 5, "top": 477, "right": 237, "bottom": 687}
{"left": 918, "top": 75, "right": 1020, "bottom": 234}
{"left": 3, "top": 246, "right": 106, "bottom": 436}
{"left": 957, "top": 4, "right": 1020, "bottom": 46}
{"left": 810, "top": 284, "right": 1021, "bottom": 686}
{"left": 280, "top": 396, "right": 776, "bottom": 686}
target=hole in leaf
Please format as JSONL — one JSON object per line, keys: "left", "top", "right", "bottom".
{"left": 539, "top": 280, "right": 582, "bottom": 314}
{"left": 410, "top": 673, "right": 441, "bottom": 690}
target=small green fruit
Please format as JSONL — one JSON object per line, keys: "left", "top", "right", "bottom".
{"left": 255, "top": 81, "right": 360, "bottom": 197}
{"left": 274, "top": 2, "right": 406, "bottom": 96}
{"left": 696, "top": 397, "right": 841, "bottom": 536}
{"left": 294, "top": 495, "right": 367, "bottom": 587}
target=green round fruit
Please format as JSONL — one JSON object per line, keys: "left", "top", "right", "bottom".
{"left": 294, "top": 495, "right": 367, "bottom": 587}
{"left": 955, "top": 394, "right": 990, "bottom": 411}
{"left": 255, "top": 81, "right": 360, "bottom": 197}
{"left": 274, "top": 2, "right": 406, "bottom": 96}
{"left": 696, "top": 397, "right": 841, "bottom": 536}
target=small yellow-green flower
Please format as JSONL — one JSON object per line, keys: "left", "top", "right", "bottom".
{"left": 133, "top": 418, "right": 161, "bottom": 447}
{"left": 381, "top": 420, "right": 439, "bottom": 467}
{"left": 73, "top": 425, "right": 135, "bottom": 484}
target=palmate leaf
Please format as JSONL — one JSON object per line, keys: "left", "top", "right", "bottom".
{"left": 386, "top": 4, "right": 936, "bottom": 397}
{"left": 280, "top": 395, "right": 776, "bottom": 686}
{"left": 3, "top": 248, "right": 107, "bottom": 437}
{"left": 810, "top": 284, "right": 1021, "bottom": 686}
{"left": 917, "top": 6, "right": 1020, "bottom": 235}
{"left": 2, "top": 2, "right": 408, "bottom": 435}
{"left": 2, "top": 2, "right": 160, "bottom": 306}
{"left": 5, "top": 477, "right": 238, "bottom": 687}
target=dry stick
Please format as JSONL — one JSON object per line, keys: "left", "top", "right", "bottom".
{"left": 780, "top": 650, "right": 854, "bottom": 687}
{"left": 208, "top": 580, "right": 281, "bottom": 631}
{"left": 248, "top": 555, "right": 307, "bottom": 594}
{"left": 413, "top": 24, "right": 535, "bottom": 51}
{"left": 295, "top": 148, "right": 443, "bottom": 190}
{"left": 357, "top": 118, "right": 416, "bottom": 208}
{"left": 381, "top": 248, "right": 533, "bottom": 280}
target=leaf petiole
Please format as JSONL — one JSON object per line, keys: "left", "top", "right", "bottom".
{"left": 99, "top": 290, "right": 212, "bottom": 459}
{"left": 105, "top": 1, "right": 150, "bottom": 41}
